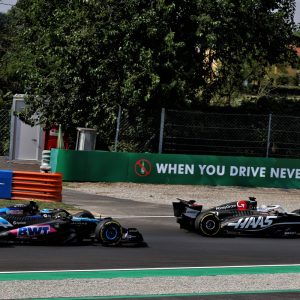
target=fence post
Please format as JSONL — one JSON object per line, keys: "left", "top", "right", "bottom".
{"left": 114, "top": 105, "right": 122, "bottom": 152}
{"left": 266, "top": 113, "right": 272, "bottom": 157}
{"left": 158, "top": 108, "right": 165, "bottom": 153}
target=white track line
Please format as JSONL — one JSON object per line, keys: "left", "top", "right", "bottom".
{"left": 1, "top": 264, "right": 300, "bottom": 274}
{"left": 110, "top": 215, "right": 174, "bottom": 218}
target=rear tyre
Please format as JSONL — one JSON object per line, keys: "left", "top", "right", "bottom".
{"left": 195, "top": 213, "right": 220, "bottom": 236}
{"left": 95, "top": 219, "right": 123, "bottom": 246}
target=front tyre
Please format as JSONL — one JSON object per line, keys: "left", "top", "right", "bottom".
{"left": 195, "top": 213, "right": 220, "bottom": 236}
{"left": 95, "top": 219, "right": 123, "bottom": 246}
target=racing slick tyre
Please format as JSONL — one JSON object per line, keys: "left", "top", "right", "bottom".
{"left": 95, "top": 219, "right": 123, "bottom": 246}
{"left": 195, "top": 213, "right": 221, "bottom": 236}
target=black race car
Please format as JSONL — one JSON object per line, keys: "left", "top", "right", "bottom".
{"left": 173, "top": 197, "right": 300, "bottom": 238}
{"left": 0, "top": 201, "right": 144, "bottom": 246}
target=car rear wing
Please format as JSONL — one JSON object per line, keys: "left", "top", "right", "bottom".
{"left": 172, "top": 198, "right": 203, "bottom": 217}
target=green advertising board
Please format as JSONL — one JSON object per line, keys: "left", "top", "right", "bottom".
{"left": 50, "top": 149, "right": 129, "bottom": 182}
{"left": 50, "top": 149, "right": 300, "bottom": 188}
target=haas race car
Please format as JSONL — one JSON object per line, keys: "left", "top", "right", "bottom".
{"left": 0, "top": 201, "right": 144, "bottom": 246}
{"left": 173, "top": 197, "right": 300, "bottom": 238}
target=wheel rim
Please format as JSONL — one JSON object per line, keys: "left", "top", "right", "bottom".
{"left": 105, "top": 225, "right": 119, "bottom": 241}
{"left": 205, "top": 220, "right": 216, "bottom": 230}
{"left": 200, "top": 215, "right": 220, "bottom": 236}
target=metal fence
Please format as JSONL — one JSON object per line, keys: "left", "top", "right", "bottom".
{"left": 114, "top": 107, "right": 161, "bottom": 153}
{"left": 0, "top": 109, "right": 10, "bottom": 156}
{"left": 1, "top": 106, "right": 299, "bottom": 160}
{"left": 114, "top": 108, "right": 300, "bottom": 159}
{"left": 0, "top": 109, "right": 11, "bottom": 169}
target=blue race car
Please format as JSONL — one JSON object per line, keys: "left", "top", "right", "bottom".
{"left": 0, "top": 201, "right": 144, "bottom": 246}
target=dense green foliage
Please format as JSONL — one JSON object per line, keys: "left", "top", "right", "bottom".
{"left": 0, "top": 12, "right": 11, "bottom": 108}
{"left": 0, "top": 0, "right": 298, "bottom": 147}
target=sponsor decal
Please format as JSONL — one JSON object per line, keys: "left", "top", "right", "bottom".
{"left": 152, "top": 164, "right": 300, "bottom": 179}
{"left": 12, "top": 221, "right": 27, "bottom": 225}
{"left": 284, "top": 232, "right": 297, "bottom": 236}
{"left": 6, "top": 210, "right": 24, "bottom": 215}
{"left": 185, "top": 208, "right": 199, "bottom": 215}
{"left": 215, "top": 204, "right": 236, "bottom": 210}
{"left": 10, "top": 225, "right": 56, "bottom": 237}
{"left": 71, "top": 221, "right": 89, "bottom": 225}
{"left": 237, "top": 200, "right": 247, "bottom": 211}
{"left": 184, "top": 207, "right": 201, "bottom": 219}
{"left": 156, "top": 163, "right": 195, "bottom": 175}
{"left": 0, "top": 217, "right": 13, "bottom": 228}
{"left": 135, "top": 159, "right": 152, "bottom": 177}
{"left": 227, "top": 216, "right": 277, "bottom": 229}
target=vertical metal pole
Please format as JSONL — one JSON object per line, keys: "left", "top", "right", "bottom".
{"left": 266, "top": 113, "right": 272, "bottom": 158}
{"left": 114, "top": 105, "right": 122, "bottom": 152}
{"left": 158, "top": 108, "right": 165, "bottom": 153}
{"left": 75, "top": 130, "right": 79, "bottom": 150}
{"left": 8, "top": 96, "right": 16, "bottom": 161}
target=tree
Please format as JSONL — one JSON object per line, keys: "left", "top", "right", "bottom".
{"left": 193, "top": 0, "right": 298, "bottom": 104}
{"left": 2, "top": 0, "right": 297, "bottom": 147}
{"left": 294, "top": 28, "right": 300, "bottom": 46}
{"left": 0, "top": 12, "right": 12, "bottom": 107}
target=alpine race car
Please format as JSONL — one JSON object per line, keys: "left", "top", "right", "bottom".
{"left": 173, "top": 197, "right": 300, "bottom": 238}
{"left": 0, "top": 201, "right": 144, "bottom": 246}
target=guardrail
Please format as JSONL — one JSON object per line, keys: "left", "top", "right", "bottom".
{"left": 11, "top": 171, "right": 62, "bottom": 202}
{"left": 0, "top": 170, "right": 62, "bottom": 202}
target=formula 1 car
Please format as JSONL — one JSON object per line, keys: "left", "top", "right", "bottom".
{"left": 173, "top": 197, "right": 300, "bottom": 238}
{"left": 0, "top": 201, "right": 144, "bottom": 246}
{"left": 0, "top": 201, "right": 39, "bottom": 216}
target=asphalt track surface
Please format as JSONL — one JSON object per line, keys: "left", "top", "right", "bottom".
{"left": 1, "top": 189, "right": 300, "bottom": 299}
{"left": 80, "top": 293, "right": 300, "bottom": 300}
{"left": 1, "top": 216, "right": 300, "bottom": 271}
{"left": 1, "top": 189, "right": 300, "bottom": 271}
{"left": 84, "top": 293, "right": 300, "bottom": 300}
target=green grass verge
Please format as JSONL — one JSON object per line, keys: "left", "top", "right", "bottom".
{"left": 0, "top": 199, "right": 77, "bottom": 210}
